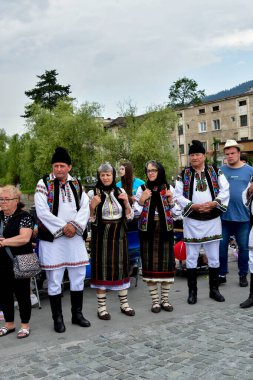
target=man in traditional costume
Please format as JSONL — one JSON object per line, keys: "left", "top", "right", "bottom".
{"left": 34, "top": 147, "right": 90, "bottom": 332}
{"left": 174, "top": 140, "right": 229, "bottom": 304}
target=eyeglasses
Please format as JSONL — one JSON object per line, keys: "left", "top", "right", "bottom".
{"left": 147, "top": 169, "right": 158, "bottom": 174}
{"left": 0, "top": 198, "right": 17, "bottom": 203}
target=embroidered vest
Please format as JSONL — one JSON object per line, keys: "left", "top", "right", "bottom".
{"left": 139, "top": 184, "right": 174, "bottom": 232}
{"left": 38, "top": 176, "right": 83, "bottom": 242}
{"left": 182, "top": 165, "right": 222, "bottom": 221}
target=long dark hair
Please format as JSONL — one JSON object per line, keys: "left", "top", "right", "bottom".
{"left": 120, "top": 161, "right": 133, "bottom": 199}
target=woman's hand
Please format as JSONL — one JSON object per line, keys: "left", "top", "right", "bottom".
{"left": 165, "top": 189, "right": 173, "bottom": 202}
{"left": 139, "top": 189, "right": 152, "bottom": 205}
{"left": 118, "top": 192, "right": 129, "bottom": 205}
{"left": 90, "top": 195, "right": 101, "bottom": 210}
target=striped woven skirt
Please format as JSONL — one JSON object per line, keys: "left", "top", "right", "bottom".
{"left": 140, "top": 220, "right": 175, "bottom": 283}
{"left": 90, "top": 220, "right": 130, "bottom": 289}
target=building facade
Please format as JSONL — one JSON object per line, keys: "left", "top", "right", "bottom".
{"left": 173, "top": 91, "right": 253, "bottom": 169}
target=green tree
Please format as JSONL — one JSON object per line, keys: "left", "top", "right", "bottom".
{"left": 97, "top": 104, "right": 178, "bottom": 180}
{"left": 0, "top": 129, "right": 9, "bottom": 185}
{"left": 168, "top": 77, "right": 206, "bottom": 108}
{"left": 23, "top": 69, "right": 72, "bottom": 118}
{"left": 25, "top": 100, "right": 104, "bottom": 185}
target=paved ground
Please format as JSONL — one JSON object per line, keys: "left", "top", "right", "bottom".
{"left": 1, "top": 254, "right": 253, "bottom": 380}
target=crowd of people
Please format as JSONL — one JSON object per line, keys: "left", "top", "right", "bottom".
{"left": 1, "top": 139, "right": 253, "bottom": 339}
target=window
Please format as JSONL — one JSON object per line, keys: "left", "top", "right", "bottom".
{"left": 241, "top": 137, "right": 248, "bottom": 141}
{"left": 239, "top": 100, "right": 247, "bottom": 106}
{"left": 187, "top": 124, "right": 190, "bottom": 129}
{"left": 231, "top": 116, "right": 236, "bottom": 122}
{"left": 212, "top": 119, "right": 220, "bottom": 130}
{"left": 177, "top": 113, "right": 182, "bottom": 118}
{"left": 240, "top": 115, "right": 248, "bottom": 127}
{"left": 179, "top": 144, "right": 184, "bottom": 154}
{"left": 212, "top": 105, "right": 219, "bottom": 112}
{"left": 202, "top": 142, "right": 207, "bottom": 151}
{"left": 178, "top": 125, "right": 183, "bottom": 135}
{"left": 198, "top": 108, "right": 205, "bottom": 114}
{"left": 199, "top": 121, "right": 206, "bottom": 133}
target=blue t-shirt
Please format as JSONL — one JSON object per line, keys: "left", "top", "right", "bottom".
{"left": 221, "top": 164, "right": 253, "bottom": 222}
{"left": 116, "top": 177, "right": 145, "bottom": 195}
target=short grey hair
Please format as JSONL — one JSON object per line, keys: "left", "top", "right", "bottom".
{"left": 0, "top": 185, "right": 21, "bottom": 199}
{"left": 98, "top": 162, "right": 114, "bottom": 173}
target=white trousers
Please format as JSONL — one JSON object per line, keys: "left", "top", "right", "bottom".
{"left": 249, "top": 249, "right": 253, "bottom": 273}
{"left": 186, "top": 241, "right": 220, "bottom": 269}
{"left": 46, "top": 266, "right": 86, "bottom": 296}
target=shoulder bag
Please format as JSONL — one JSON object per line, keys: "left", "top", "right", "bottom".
{"left": 0, "top": 220, "right": 41, "bottom": 279}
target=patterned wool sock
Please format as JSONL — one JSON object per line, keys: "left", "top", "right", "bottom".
{"left": 118, "top": 290, "right": 134, "bottom": 312}
{"left": 161, "top": 283, "right": 171, "bottom": 306}
{"left": 97, "top": 293, "right": 109, "bottom": 317}
{"left": 148, "top": 284, "right": 160, "bottom": 306}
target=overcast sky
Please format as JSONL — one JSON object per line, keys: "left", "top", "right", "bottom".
{"left": 1, "top": 0, "right": 253, "bottom": 136}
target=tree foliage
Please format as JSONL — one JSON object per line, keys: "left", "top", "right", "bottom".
{"left": 98, "top": 104, "right": 178, "bottom": 180}
{"left": 23, "top": 69, "right": 72, "bottom": 118}
{"left": 168, "top": 77, "right": 206, "bottom": 108}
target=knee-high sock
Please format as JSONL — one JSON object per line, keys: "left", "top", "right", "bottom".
{"left": 161, "top": 283, "right": 170, "bottom": 306}
{"left": 118, "top": 289, "right": 132, "bottom": 311}
{"left": 148, "top": 284, "right": 159, "bottom": 305}
{"left": 97, "top": 293, "right": 108, "bottom": 316}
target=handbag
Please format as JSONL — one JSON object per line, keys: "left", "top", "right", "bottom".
{"left": 5, "top": 247, "right": 41, "bottom": 279}
{"left": 0, "top": 219, "right": 41, "bottom": 279}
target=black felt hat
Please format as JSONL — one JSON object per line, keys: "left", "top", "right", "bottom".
{"left": 51, "top": 147, "right": 72, "bottom": 164}
{"left": 188, "top": 140, "right": 205, "bottom": 155}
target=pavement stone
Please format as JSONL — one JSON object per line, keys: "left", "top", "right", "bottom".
{"left": 1, "top": 254, "right": 253, "bottom": 379}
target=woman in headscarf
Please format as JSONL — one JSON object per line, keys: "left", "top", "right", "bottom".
{"left": 134, "top": 160, "right": 180, "bottom": 313}
{"left": 89, "top": 163, "right": 135, "bottom": 320}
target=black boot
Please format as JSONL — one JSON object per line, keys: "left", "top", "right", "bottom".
{"left": 49, "top": 294, "right": 66, "bottom": 333}
{"left": 187, "top": 268, "right": 197, "bottom": 304}
{"left": 70, "top": 291, "right": 91, "bottom": 327}
{"left": 209, "top": 268, "right": 225, "bottom": 302}
{"left": 240, "top": 273, "right": 253, "bottom": 308}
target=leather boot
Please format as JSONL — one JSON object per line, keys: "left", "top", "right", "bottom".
{"left": 70, "top": 291, "right": 91, "bottom": 327}
{"left": 240, "top": 273, "right": 253, "bottom": 308}
{"left": 209, "top": 267, "right": 225, "bottom": 302}
{"left": 187, "top": 268, "right": 197, "bottom": 304}
{"left": 49, "top": 294, "right": 66, "bottom": 333}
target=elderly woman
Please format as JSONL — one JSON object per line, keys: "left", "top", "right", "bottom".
{"left": 134, "top": 160, "right": 180, "bottom": 313}
{"left": 89, "top": 163, "right": 135, "bottom": 320}
{"left": 0, "top": 185, "right": 34, "bottom": 338}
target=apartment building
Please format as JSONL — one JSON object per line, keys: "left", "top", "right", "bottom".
{"left": 173, "top": 91, "right": 253, "bottom": 169}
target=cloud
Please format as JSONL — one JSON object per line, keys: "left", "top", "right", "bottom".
{"left": 210, "top": 29, "right": 253, "bottom": 49}
{"left": 1, "top": 0, "right": 253, "bottom": 134}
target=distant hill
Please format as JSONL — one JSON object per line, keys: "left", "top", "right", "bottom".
{"left": 204, "top": 80, "right": 253, "bottom": 102}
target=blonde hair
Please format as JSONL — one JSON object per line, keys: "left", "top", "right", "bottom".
{"left": 0, "top": 185, "right": 21, "bottom": 199}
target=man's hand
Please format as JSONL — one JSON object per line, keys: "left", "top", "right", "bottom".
{"left": 191, "top": 201, "right": 217, "bottom": 213}
{"left": 63, "top": 223, "right": 76, "bottom": 238}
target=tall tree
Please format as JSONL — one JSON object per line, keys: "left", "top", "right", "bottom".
{"left": 23, "top": 69, "right": 72, "bottom": 117}
{"left": 98, "top": 105, "right": 178, "bottom": 180}
{"left": 168, "top": 77, "right": 206, "bottom": 108}
{"left": 25, "top": 100, "right": 104, "bottom": 184}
